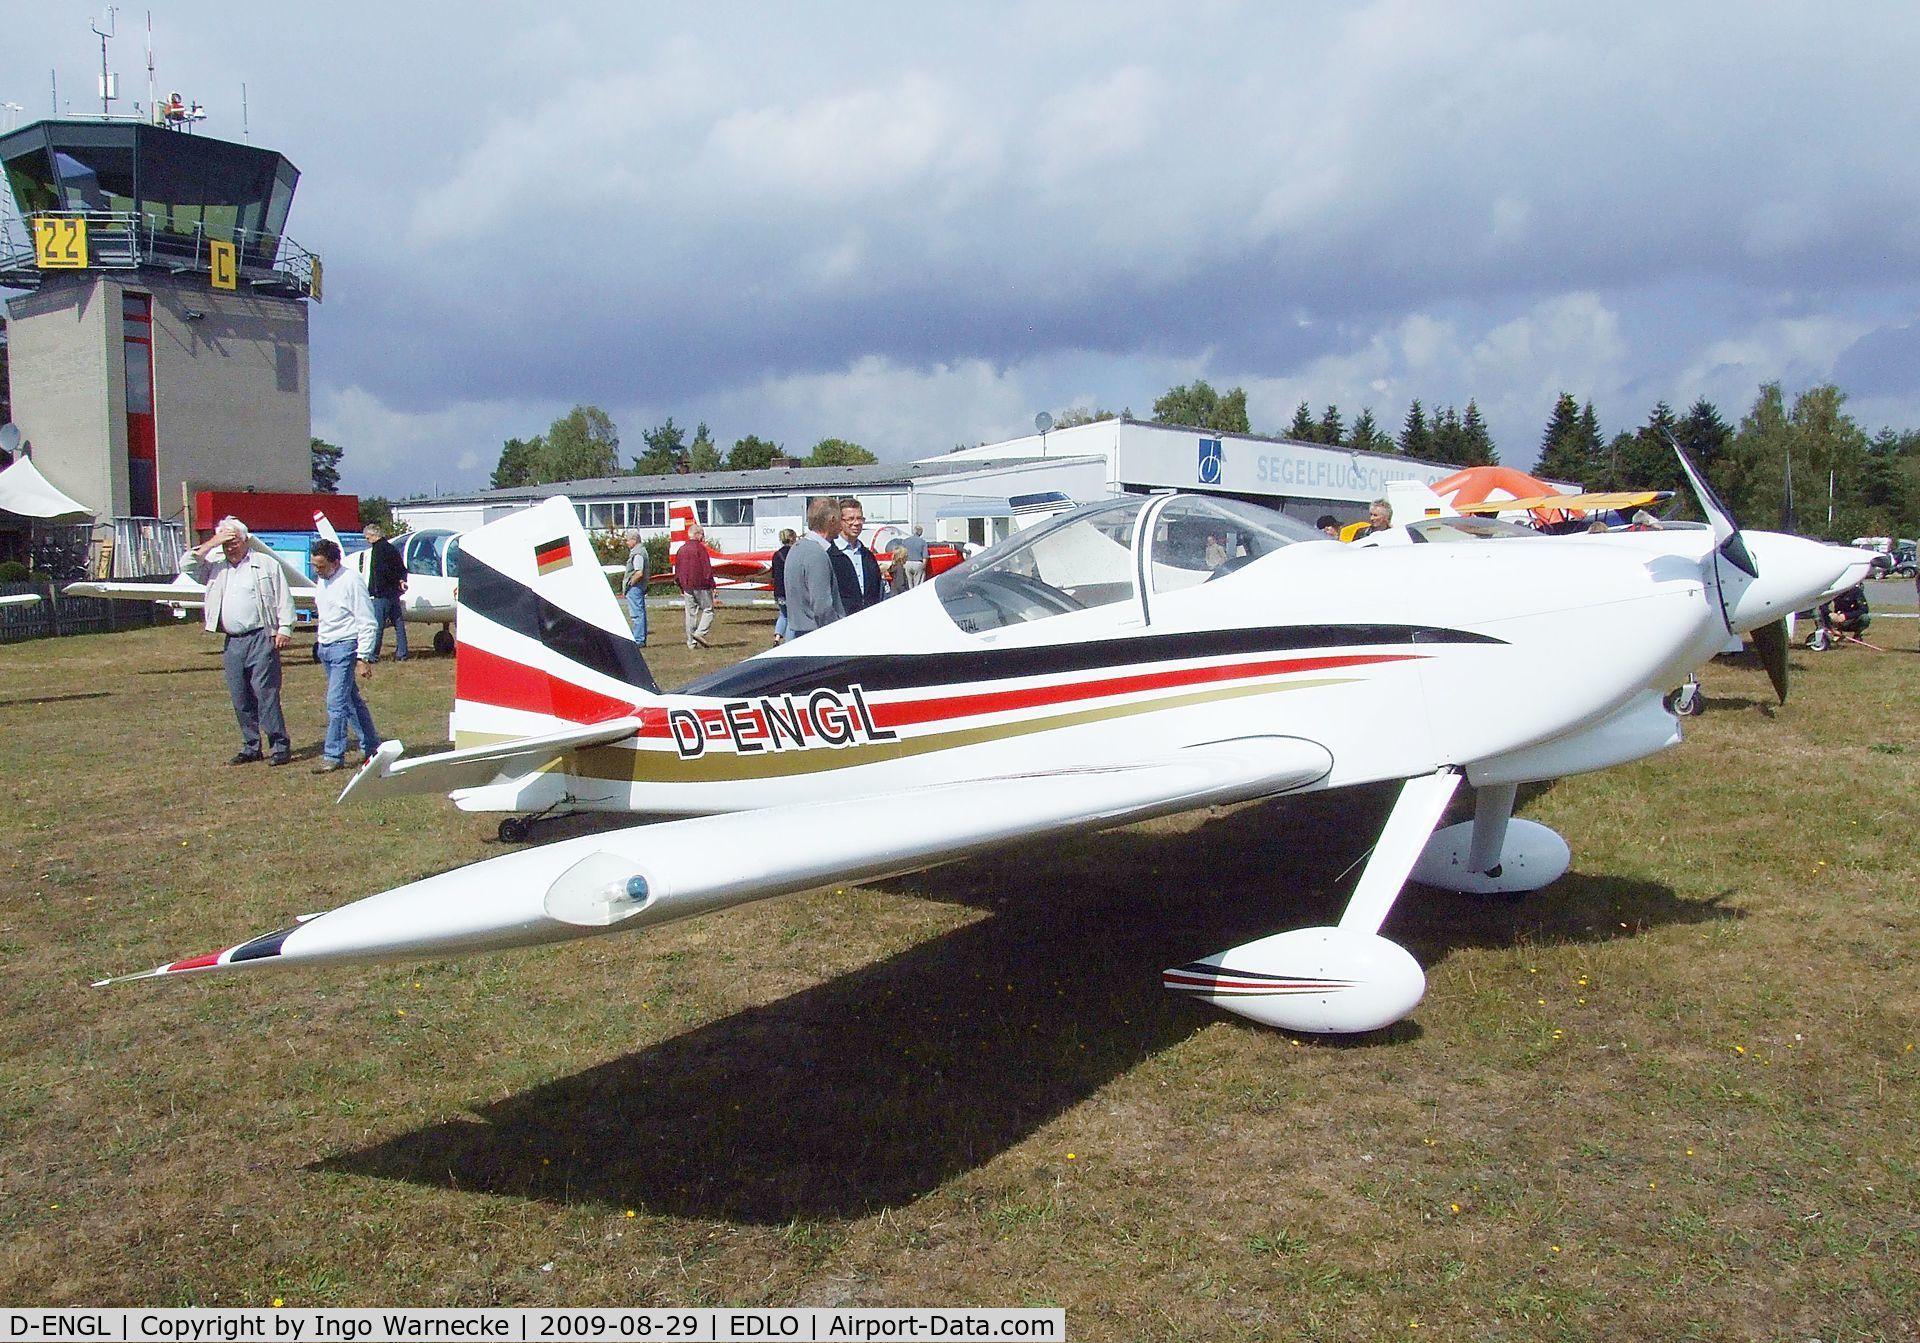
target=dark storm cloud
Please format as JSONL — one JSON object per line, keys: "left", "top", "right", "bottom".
{"left": 11, "top": 1, "right": 1920, "bottom": 494}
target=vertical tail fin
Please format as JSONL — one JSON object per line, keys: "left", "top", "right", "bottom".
{"left": 451, "top": 497, "right": 657, "bottom": 745}
{"left": 667, "top": 499, "right": 697, "bottom": 559}
{"left": 1386, "top": 478, "right": 1453, "bottom": 521}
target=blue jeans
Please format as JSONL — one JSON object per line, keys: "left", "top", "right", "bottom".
{"left": 626, "top": 587, "right": 648, "bottom": 644}
{"left": 318, "top": 640, "right": 380, "bottom": 763}
{"left": 370, "top": 595, "right": 409, "bottom": 660}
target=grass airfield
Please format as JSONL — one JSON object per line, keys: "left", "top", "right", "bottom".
{"left": 1, "top": 611, "right": 1915, "bottom": 1340}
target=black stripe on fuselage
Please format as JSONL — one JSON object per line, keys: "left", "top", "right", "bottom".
{"left": 461, "top": 552, "right": 660, "bottom": 694}
{"left": 678, "top": 624, "right": 1502, "bottom": 699}
{"left": 229, "top": 926, "right": 294, "bottom": 963}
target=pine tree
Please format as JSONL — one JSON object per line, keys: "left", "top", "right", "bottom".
{"left": 1534, "top": 393, "right": 1590, "bottom": 483}
{"left": 1317, "top": 405, "right": 1345, "bottom": 447}
{"left": 1349, "top": 409, "right": 1388, "bottom": 454}
{"left": 1288, "top": 401, "right": 1319, "bottom": 442}
{"left": 490, "top": 436, "right": 540, "bottom": 489}
{"left": 1459, "top": 400, "right": 1497, "bottom": 465}
{"left": 1428, "top": 406, "right": 1465, "bottom": 464}
{"left": 1398, "top": 400, "right": 1432, "bottom": 459}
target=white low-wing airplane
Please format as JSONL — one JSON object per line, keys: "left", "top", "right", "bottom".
{"left": 66, "top": 516, "right": 464, "bottom": 652}
{"left": 104, "top": 454, "right": 1874, "bottom": 1036}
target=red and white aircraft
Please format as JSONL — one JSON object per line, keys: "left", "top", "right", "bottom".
{"left": 660, "top": 500, "right": 776, "bottom": 590}
{"left": 105, "top": 455, "right": 1874, "bottom": 1035}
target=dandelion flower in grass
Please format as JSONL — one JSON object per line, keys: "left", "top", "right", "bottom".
{"left": 1449, "top": 1203, "right": 1460, "bottom": 1214}
{"left": 273, "top": 1300, "right": 284, "bottom": 1309}
{"left": 1066, "top": 1153, "right": 1077, "bottom": 1160}
{"left": 1734, "top": 1045, "right": 1746, "bottom": 1055}
{"left": 624, "top": 1210, "right": 636, "bottom": 1219}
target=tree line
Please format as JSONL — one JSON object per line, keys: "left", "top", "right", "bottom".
{"left": 1130, "top": 378, "right": 1918, "bottom": 540}
{"left": 336, "top": 377, "right": 1916, "bottom": 543}
{"left": 487, "top": 406, "right": 879, "bottom": 490}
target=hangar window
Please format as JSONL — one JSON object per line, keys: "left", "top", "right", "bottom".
{"left": 710, "top": 498, "right": 754, "bottom": 527}
{"left": 934, "top": 497, "right": 1141, "bottom": 633}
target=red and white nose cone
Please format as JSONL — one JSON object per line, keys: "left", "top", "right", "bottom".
{"left": 1164, "top": 927, "right": 1425, "bottom": 1034}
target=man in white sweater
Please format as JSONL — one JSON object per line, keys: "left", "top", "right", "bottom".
{"left": 308, "top": 538, "right": 382, "bottom": 773}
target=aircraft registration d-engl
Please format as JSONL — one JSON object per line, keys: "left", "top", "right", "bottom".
{"left": 104, "top": 453, "right": 1874, "bottom": 1036}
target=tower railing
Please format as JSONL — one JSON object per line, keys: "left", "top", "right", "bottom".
{"left": 0, "top": 210, "right": 317, "bottom": 298}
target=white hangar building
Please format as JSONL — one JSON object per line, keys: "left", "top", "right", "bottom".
{"left": 394, "top": 453, "right": 1111, "bottom": 557}
{"left": 938, "top": 418, "right": 1462, "bottom": 529}
{"left": 395, "top": 419, "right": 1463, "bottom": 555}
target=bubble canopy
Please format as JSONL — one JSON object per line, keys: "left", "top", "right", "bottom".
{"left": 934, "top": 493, "right": 1322, "bottom": 633}
{"left": 1, "top": 119, "right": 299, "bottom": 268}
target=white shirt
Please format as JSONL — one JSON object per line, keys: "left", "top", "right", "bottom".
{"left": 215, "top": 553, "right": 271, "bottom": 634}
{"left": 835, "top": 537, "right": 868, "bottom": 594}
{"left": 314, "top": 564, "right": 378, "bottom": 658}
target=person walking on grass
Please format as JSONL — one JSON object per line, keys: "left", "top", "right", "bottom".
{"left": 308, "top": 538, "right": 381, "bottom": 773}
{"left": 674, "top": 521, "right": 717, "bottom": 649}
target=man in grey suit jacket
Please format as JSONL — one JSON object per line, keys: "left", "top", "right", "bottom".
{"left": 783, "top": 497, "right": 847, "bottom": 638}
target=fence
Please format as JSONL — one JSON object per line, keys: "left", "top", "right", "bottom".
{"left": 0, "top": 581, "right": 164, "bottom": 643}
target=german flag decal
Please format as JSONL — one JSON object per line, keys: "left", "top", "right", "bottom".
{"left": 534, "top": 536, "right": 573, "bottom": 575}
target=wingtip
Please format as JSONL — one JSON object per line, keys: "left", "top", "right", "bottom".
{"left": 336, "top": 739, "right": 406, "bottom": 803}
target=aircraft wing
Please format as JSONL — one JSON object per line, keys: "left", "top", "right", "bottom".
{"left": 337, "top": 717, "right": 647, "bottom": 803}
{"left": 1455, "top": 489, "right": 1674, "bottom": 515}
{"left": 0, "top": 592, "right": 42, "bottom": 607}
{"left": 64, "top": 576, "right": 209, "bottom": 608}
{"left": 105, "top": 734, "right": 1334, "bottom": 980}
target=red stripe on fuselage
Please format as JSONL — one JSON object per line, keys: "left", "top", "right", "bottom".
{"left": 456, "top": 642, "right": 640, "bottom": 723}
{"left": 461, "top": 645, "right": 1420, "bottom": 739}
{"left": 869, "top": 652, "right": 1418, "bottom": 730}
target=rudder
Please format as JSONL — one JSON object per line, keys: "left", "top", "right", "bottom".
{"left": 451, "top": 497, "right": 658, "bottom": 744}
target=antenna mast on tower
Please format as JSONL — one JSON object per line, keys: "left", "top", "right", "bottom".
{"left": 91, "top": 7, "right": 120, "bottom": 116}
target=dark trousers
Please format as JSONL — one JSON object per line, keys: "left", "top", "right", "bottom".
{"left": 222, "top": 628, "right": 290, "bottom": 757}
{"left": 370, "top": 594, "right": 409, "bottom": 660}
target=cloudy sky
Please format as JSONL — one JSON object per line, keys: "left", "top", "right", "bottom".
{"left": 8, "top": 2, "right": 1920, "bottom": 498}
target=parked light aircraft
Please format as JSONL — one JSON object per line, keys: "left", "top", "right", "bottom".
{"left": 65, "top": 517, "right": 464, "bottom": 651}
{"left": 651, "top": 499, "right": 777, "bottom": 593}
{"left": 105, "top": 454, "right": 1875, "bottom": 1036}
{"left": 312, "top": 514, "right": 461, "bottom": 653}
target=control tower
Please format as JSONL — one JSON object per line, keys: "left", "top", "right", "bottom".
{"left": 0, "top": 116, "right": 319, "bottom": 529}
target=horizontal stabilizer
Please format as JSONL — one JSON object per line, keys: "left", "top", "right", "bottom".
{"left": 337, "top": 717, "right": 645, "bottom": 803}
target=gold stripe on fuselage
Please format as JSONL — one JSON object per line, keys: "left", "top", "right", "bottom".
{"left": 454, "top": 674, "right": 1363, "bottom": 785}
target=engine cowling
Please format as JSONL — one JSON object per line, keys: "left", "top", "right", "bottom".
{"left": 1163, "top": 927, "right": 1424, "bottom": 1034}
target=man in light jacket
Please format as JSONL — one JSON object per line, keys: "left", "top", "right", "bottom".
{"left": 783, "top": 497, "right": 847, "bottom": 638}
{"left": 181, "top": 516, "right": 297, "bottom": 765}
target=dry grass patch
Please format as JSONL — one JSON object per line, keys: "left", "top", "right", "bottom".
{"left": 1, "top": 618, "right": 1916, "bottom": 1339}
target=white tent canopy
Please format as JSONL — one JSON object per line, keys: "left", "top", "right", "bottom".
{"left": 0, "top": 457, "right": 95, "bottom": 525}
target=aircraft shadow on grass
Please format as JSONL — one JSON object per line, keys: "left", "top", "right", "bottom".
{"left": 0, "top": 690, "right": 111, "bottom": 708}
{"left": 317, "top": 786, "right": 1736, "bottom": 1223}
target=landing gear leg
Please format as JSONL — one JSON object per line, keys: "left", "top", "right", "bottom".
{"left": 495, "top": 796, "right": 577, "bottom": 844}
{"left": 1163, "top": 770, "right": 1462, "bottom": 1034}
